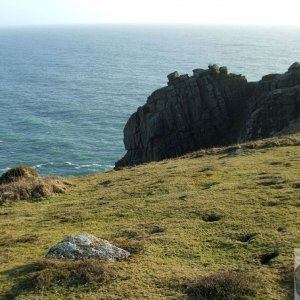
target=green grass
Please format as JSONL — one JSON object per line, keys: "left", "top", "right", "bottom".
{"left": 0, "top": 135, "right": 300, "bottom": 299}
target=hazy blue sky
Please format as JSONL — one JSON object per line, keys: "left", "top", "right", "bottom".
{"left": 0, "top": 0, "right": 300, "bottom": 27}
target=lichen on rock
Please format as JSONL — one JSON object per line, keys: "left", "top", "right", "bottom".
{"left": 46, "top": 234, "right": 130, "bottom": 261}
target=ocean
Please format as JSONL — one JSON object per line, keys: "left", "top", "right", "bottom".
{"left": 0, "top": 25, "right": 300, "bottom": 176}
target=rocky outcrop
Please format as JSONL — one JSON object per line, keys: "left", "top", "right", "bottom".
{"left": 46, "top": 234, "right": 130, "bottom": 261}
{"left": 242, "top": 63, "right": 300, "bottom": 140}
{"left": 116, "top": 63, "right": 300, "bottom": 168}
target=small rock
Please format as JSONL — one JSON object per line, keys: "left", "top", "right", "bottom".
{"left": 219, "top": 66, "right": 228, "bottom": 75}
{"left": 46, "top": 234, "right": 130, "bottom": 261}
{"left": 167, "top": 71, "right": 180, "bottom": 82}
{"left": 193, "top": 68, "right": 210, "bottom": 77}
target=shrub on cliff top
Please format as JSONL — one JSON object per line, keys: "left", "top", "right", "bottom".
{"left": 208, "top": 64, "right": 220, "bottom": 75}
{"left": 0, "top": 164, "right": 38, "bottom": 185}
{"left": 0, "top": 165, "right": 72, "bottom": 204}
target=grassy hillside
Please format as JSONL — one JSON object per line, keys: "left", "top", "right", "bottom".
{"left": 0, "top": 134, "right": 300, "bottom": 299}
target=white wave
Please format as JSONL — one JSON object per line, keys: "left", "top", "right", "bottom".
{"left": 31, "top": 163, "right": 46, "bottom": 169}
{"left": 92, "top": 163, "right": 102, "bottom": 167}
{"left": 65, "top": 162, "right": 78, "bottom": 166}
{"left": 74, "top": 163, "right": 103, "bottom": 170}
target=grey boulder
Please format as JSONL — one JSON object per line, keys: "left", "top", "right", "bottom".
{"left": 46, "top": 234, "right": 130, "bottom": 261}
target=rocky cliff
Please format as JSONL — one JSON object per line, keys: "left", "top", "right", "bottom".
{"left": 116, "top": 63, "right": 300, "bottom": 168}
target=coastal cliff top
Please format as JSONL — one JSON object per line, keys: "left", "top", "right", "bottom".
{"left": 0, "top": 133, "right": 299, "bottom": 299}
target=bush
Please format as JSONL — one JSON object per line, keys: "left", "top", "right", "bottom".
{"left": 3, "top": 259, "right": 113, "bottom": 299}
{"left": 0, "top": 165, "right": 38, "bottom": 185}
{"left": 0, "top": 176, "right": 72, "bottom": 204}
{"left": 208, "top": 64, "right": 220, "bottom": 75}
{"left": 30, "top": 259, "right": 112, "bottom": 291}
{"left": 186, "top": 271, "right": 258, "bottom": 300}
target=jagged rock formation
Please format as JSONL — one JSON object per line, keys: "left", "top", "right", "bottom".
{"left": 116, "top": 63, "right": 300, "bottom": 167}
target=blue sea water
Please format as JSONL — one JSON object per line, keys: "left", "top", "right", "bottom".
{"left": 0, "top": 25, "right": 300, "bottom": 176}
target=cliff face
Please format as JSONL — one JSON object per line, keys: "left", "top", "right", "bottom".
{"left": 242, "top": 63, "right": 300, "bottom": 140}
{"left": 116, "top": 63, "right": 300, "bottom": 168}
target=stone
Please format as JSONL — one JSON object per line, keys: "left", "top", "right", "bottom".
{"left": 193, "top": 68, "right": 205, "bottom": 76}
{"left": 167, "top": 71, "right": 180, "bottom": 82}
{"left": 46, "top": 234, "right": 130, "bottom": 261}
{"left": 115, "top": 64, "right": 300, "bottom": 168}
{"left": 219, "top": 66, "right": 228, "bottom": 75}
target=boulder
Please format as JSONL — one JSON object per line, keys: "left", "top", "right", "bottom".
{"left": 219, "top": 66, "right": 228, "bottom": 75}
{"left": 167, "top": 71, "right": 180, "bottom": 83}
{"left": 46, "top": 234, "right": 130, "bottom": 261}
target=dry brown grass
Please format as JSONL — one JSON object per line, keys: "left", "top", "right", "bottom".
{"left": 185, "top": 271, "right": 260, "bottom": 300}
{"left": 0, "top": 175, "right": 73, "bottom": 204}
{"left": 0, "top": 164, "right": 38, "bottom": 184}
{"left": 30, "top": 259, "right": 112, "bottom": 290}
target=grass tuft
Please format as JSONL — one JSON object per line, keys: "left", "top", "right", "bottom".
{"left": 31, "top": 259, "right": 112, "bottom": 290}
{"left": 185, "top": 271, "right": 259, "bottom": 300}
{"left": 3, "top": 259, "right": 113, "bottom": 299}
{"left": 0, "top": 176, "right": 73, "bottom": 204}
{"left": 0, "top": 165, "right": 38, "bottom": 185}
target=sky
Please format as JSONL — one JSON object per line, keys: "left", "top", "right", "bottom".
{"left": 0, "top": 0, "right": 300, "bottom": 27}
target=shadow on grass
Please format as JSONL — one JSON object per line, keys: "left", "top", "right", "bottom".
{"left": 1, "top": 263, "right": 40, "bottom": 299}
{"left": 279, "top": 263, "right": 295, "bottom": 300}
{"left": 1, "top": 259, "right": 113, "bottom": 299}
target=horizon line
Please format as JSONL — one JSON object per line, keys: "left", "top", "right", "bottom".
{"left": 1, "top": 22, "right": 300, "bottom": 29}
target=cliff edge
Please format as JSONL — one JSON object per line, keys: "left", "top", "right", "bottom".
{"left": 116, "top": 63, "right": 300, "bottom": 167}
